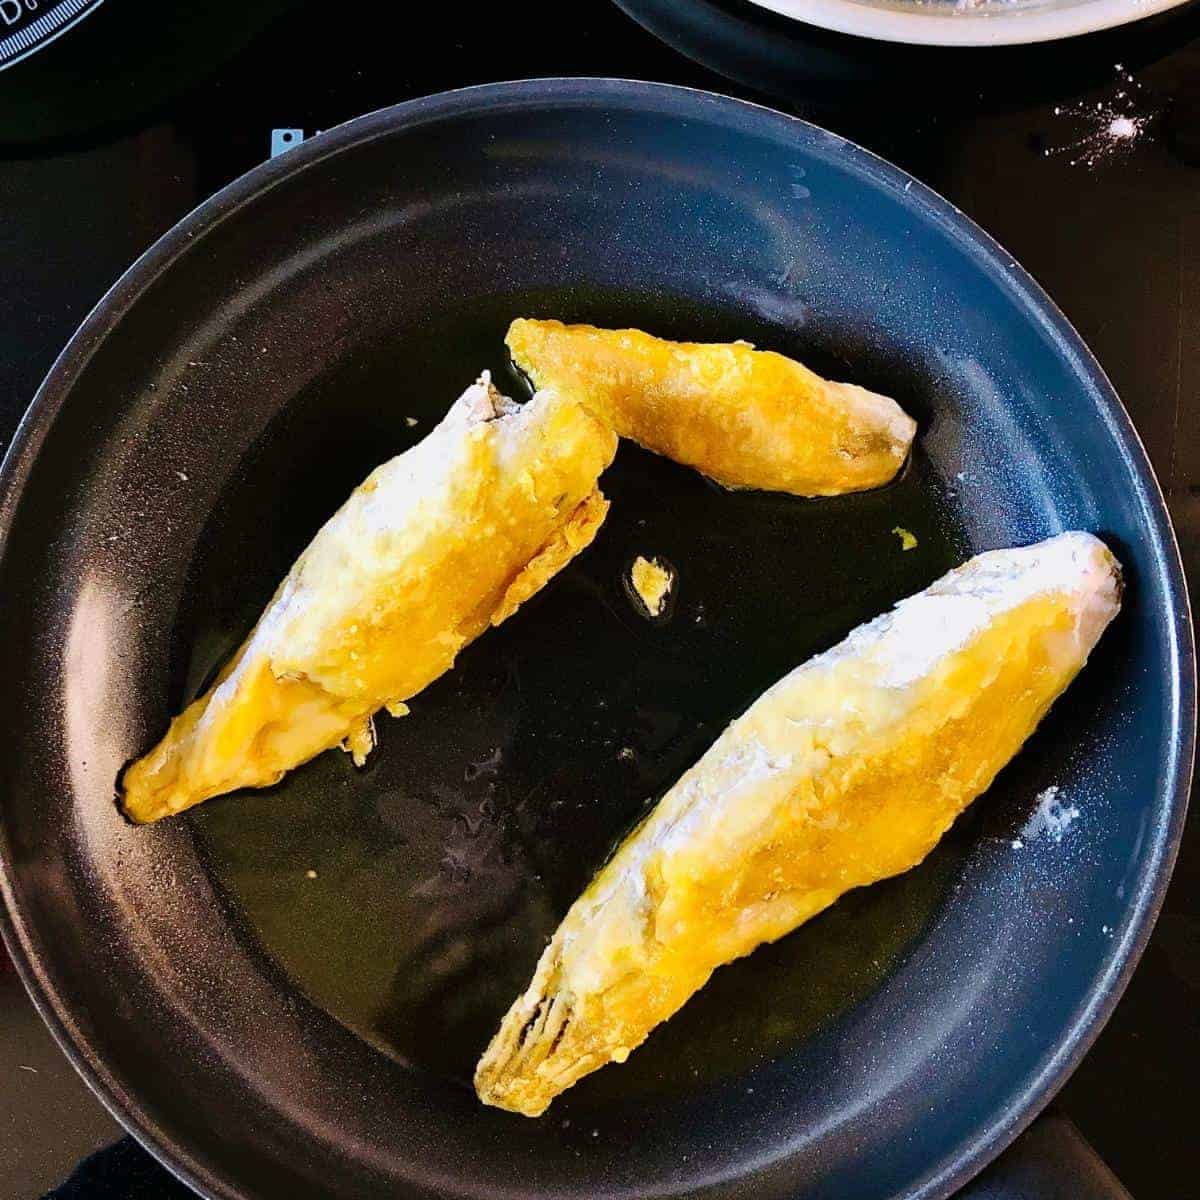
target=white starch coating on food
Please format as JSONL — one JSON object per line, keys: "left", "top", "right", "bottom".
{"left": 837, "top": 533, "right": 1114, "bottom": 692}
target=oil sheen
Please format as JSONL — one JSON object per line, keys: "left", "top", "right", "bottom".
{"left": 187, "top": 288, "right": 969, "bottom": 1108}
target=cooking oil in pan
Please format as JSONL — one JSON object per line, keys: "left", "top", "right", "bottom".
{"left": 189, "top": 288, "right": 970, "bottom": 1106}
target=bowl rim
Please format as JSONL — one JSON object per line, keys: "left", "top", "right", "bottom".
{"left": 741, "top": 0, "right": 1189, "bottom": 46}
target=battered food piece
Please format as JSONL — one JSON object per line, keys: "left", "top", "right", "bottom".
{"left": 506, "top": 318, "right": 917, "bottom": 496}
{"left": 121, "top": 375, "right": 618, "bottom": 823}
{"left": 628, "top": 555, "right": 674, "bottom": 618}
{"left": 475, "top": 532, "right": 1121, "bottom": 1115}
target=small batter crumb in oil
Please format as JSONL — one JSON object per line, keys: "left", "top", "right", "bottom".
{"left": 893, "top": 526, "right": 918, "bottom": 552}
{"left": 629, "top": 555, "right": 674, "bottom": 617}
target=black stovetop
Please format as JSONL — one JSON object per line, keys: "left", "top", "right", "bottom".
{"left": 0, "top": 1, "right": 1197, "bottom": 1196}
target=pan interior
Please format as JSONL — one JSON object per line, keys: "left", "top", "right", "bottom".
{"left": 185, "top": 286, "right": 969, "bottom": 1098}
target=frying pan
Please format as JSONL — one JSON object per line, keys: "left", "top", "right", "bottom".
{"left": 0, "top": 79, "right": 1191, "bottom": 1200}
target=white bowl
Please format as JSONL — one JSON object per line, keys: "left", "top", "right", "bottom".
{"left": 744, "top": 0, "right": 1190, "bottom": 46}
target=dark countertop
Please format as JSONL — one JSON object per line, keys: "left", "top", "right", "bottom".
{"left": 0, "top": 1, "right": 1196, "bottom": 1196}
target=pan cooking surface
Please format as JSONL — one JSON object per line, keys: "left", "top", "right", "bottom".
{"left": 0, "top": 81, "right": 1190, "bottom": 1200}
{"left": 185, "top": 288, "right": 968, "bottom": 1099}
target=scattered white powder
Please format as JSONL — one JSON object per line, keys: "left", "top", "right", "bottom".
{"left": 1046, "top": 65, "right": 1155, "bottom": 168}
{"left": 1020, "top": 785, "right": 1081, "bottom": 844}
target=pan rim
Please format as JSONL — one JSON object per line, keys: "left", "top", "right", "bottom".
{"left": 0, "top": 76, "right": 1193, "bottom": 1200}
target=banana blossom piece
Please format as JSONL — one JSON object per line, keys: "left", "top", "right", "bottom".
{"left": 507, "top": 318, "right": 916, "bottom": 496}
{"left": 476, "top": 532, "right": 1121, "bottom": 1115}
{"left": 121, "top": 375, "right": 618, "bottom": 823}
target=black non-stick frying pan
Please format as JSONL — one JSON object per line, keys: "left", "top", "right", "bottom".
{"left": 0, "top": 80, "right": 1192, "bottom": 1200}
